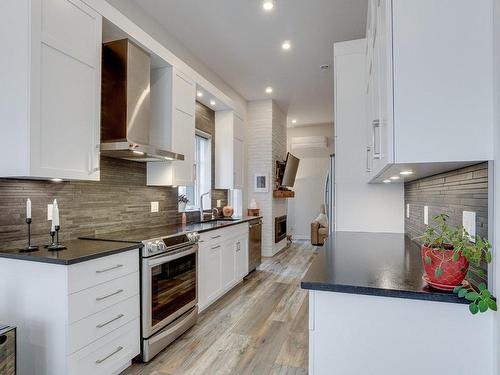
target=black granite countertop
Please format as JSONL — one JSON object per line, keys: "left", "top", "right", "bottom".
{"left": 83, "top": 216, "right": 262, "bottom": 243}
{"left": 0, "top": 239, "right": 140, "bottom": 265}
{"left": 301, "top": 232, "right": 468, "bottom": 304}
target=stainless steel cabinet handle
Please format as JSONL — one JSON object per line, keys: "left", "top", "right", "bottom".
{"left": 366, "top": 146, "right": 372, "bottom": 172}
{"left": 96, "top": 314, "right": 124, "bottom": 328}
{"left": 211, "top": 235, "right": 221, "bottom": 239}
{"left": 211, "top": 245, "right": 221, "bottom": 250}
{"left": 96, "top": 264, "right": 123, "bottom": 274}
{"left": 96, "top": 289, "right": 124, "bottom": 301}
{"left": 95, "top": 346, "right": 123, "bottom": 364}
{"left": 372, "top": 119, "right": 381, "bottom": 160}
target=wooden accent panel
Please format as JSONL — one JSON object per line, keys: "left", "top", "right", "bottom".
{"left": 273, "top": 190, "right": 295, "bottom": 198}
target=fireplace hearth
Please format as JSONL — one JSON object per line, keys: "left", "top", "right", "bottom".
{"left": 275, "top": 215, "right": 287, "bottom": 243}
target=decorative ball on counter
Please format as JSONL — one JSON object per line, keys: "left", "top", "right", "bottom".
{"left": 222, "top": 206, "right": 234, "bottom": 218}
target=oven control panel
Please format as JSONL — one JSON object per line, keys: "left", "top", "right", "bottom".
{"left": 143, "top": 232, "right": 199, "bottom": 256}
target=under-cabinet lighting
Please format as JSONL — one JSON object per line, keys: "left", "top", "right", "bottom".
{"left": 50, "top": 178, "right": 63, "bottom": 183}
{"left": 263, "top": 0, "right": 274, "bottom": 11}
{"left": 133, "top": 150, "right": 144, "bottom": 155}
{"left": 400, "top": 170, "right": 413, "bottom": 175}
{"left": 383, "top": 179, "right": 391, "bottom": 183}
{"left": 197, "top": 91, "right": 203, "bottom": 98}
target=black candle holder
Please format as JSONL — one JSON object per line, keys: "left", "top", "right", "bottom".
{"left": 20, "top": 218, "right": 39, "bottom": 252}
{"left": 47, "top": 225, "right": 66, "bottom": 251}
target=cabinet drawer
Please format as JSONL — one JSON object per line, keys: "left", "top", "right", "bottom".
{"left": 68, "top": 250, "right": 139, "bottom": 293}
{"left": 68, "top": 295, "right": 139, "bottom": 354}
{"left": 68, "top": 318, "right": 140, "bottom": 375}
{"left": 69, "top": 272, "right": 139, "bottom": 324}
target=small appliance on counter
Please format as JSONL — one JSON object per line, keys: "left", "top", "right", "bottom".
{"left": 0, "top": 325, "right": 16, "bottom": 375}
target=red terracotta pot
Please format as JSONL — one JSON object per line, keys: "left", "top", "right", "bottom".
{"left": 421, "top": 245, "right": 469, "bottom": 287}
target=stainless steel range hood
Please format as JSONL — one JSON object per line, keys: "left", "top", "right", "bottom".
{"left": 100, "top": 39, "right": 184, "bottom": 162}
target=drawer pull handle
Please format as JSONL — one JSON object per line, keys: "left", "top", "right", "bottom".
{"left": 96, "top": 314, "right": 124, "bottom": 328}
{"left": 211, "top": 235, "right": 221, "bottom": 239}
{"left": 96, "top": 289, "right": 124, "bottom": 301}
{"left": 96, "top": 264, "right": 123, "bottom": 274}
{"left": 211, "top": 245, "right": 221, "bottom": 250}
{"left": 95, "top": 346, "right": 123, "bottom": 364}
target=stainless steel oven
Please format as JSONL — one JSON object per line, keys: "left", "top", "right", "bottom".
{"left": 141, "top": 235, "right": 199, "bottom": 362}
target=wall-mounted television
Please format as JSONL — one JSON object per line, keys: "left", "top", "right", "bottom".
{"left": 277, "top": 152, "right": 300, "bottom": 188}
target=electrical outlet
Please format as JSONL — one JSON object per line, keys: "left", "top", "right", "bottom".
{"left": 463, "top": 211, "right": 476, "bottom": 242}
{"left": 47, "top": 204, "right": 53, "bottom": 220}
{"left": 151, "top": 201, "right": 159, "bottom": 213}
{"left": 423, "top": 206, "right": 428, "bottom": 225}
{"left": 406, "top": 204, "right": 410, "bottom": 218}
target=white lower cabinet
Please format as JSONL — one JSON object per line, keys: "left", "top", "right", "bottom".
{"left": 198, "top": 223, "right": 249, "bottom": 312}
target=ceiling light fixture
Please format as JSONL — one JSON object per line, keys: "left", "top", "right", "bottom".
{"left": 281, "top": 40, "right": 291, "bottom": 50}
{"left": 196, "top": 91, "right": 203, "bottom": 98}
{"left": 400, "top": 170, "right": 413, "bottom": 176}
{"left": 262, "top": 0, "right": 274, "bottom": 11}
{"left": 210, "top": 100, "right": 216, "bottom": 106}
{"left": 265, "top": 86, "right": 273, "bottom": 94}
{"left": 383, "top": 179, "right": 391, "bottom": 183}
{"left": 389, "top": 176, "right": 400, "bottom": 180}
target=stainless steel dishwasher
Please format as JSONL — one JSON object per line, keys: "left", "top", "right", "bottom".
{"left": 248, "top": 219, "right": 262, "bottom": 272}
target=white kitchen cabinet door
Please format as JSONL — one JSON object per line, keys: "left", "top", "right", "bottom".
{"left": 171, "top": 108, "right": 195, "bottom": 186}
{"left": 221, "top": 241, "right": 236, "bottom": 291}
{"left": 234, "top": 235, "right": 248, "bottom": 280}
{"left": 0, "top": 0, "right": 101, "bottom": 181}
{"left": 199, "top": 242, "right": 222, "bottom": 308}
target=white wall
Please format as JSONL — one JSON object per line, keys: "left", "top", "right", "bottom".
{"left": 287, "top": 123, "right": 334, "bottom": 239}
{"left": 334, "top": 39, "right": 404, "bottom": 233}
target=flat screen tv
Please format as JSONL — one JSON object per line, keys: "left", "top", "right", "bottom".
{"left": 280, "top": 152, "right": 300, "bottom": 188}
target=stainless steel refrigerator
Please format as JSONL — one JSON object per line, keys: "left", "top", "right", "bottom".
{"left": 324, "top": 154, "right": 335, "bottom": 236}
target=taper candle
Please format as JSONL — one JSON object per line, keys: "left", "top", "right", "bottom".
{"left": 26, "top": 198, "right": 31, "bottom": 219}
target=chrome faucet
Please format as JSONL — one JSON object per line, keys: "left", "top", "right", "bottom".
{"left": 200, "top": 191, "right": 211, "bottom": 222}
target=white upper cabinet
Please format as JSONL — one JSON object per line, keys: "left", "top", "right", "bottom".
{"left": 147, "top": 67, "right": 196, "bottom": 186}
{"left": 215, "top": 110, "right": 245, "bottom": 189}
{"left": 0, "top": 0, "right": 102, "bottom": 180}
{"left": 366, "top": 0, "right": 494, "bottom": 182}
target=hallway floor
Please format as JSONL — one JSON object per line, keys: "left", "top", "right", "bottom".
{"left": 123, "top": 241, "right": 318, "bottom": 375}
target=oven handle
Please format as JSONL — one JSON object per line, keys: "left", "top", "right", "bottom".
{"left": 145, "top": 245, "right": 197, "bottom": 267}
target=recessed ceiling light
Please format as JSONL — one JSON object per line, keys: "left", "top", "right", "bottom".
{"left": 389, "top": 176, "right": 400, "bottom": 180}
{"left": 383, "top": 179, "right": 391, "bottom": 183}
{"left": 210, "top": 100, "right": 216, "bottom": 106}
{"left": 281, "top": 40, "right": 291, "bottom": 50}
{"left": 262, "top": 0, "right": 274, "bottom": 11}
{"left": 400, "top": 170, "right": 413, "bottom": 175}
{"left": 291, "top": 119, "right": 297, "bottom": 124}
{"left": 196, "top": 91, "right": 203, "bottom": 98}
{"left": 50, "top": 178, "right": 63, "bottom": 183}
{"left": 265, "top": 86, "right": 273, "bottom": 94}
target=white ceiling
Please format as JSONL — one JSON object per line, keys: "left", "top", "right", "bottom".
{"left": 131, "top": 0, "right": 367, "bottom": 126}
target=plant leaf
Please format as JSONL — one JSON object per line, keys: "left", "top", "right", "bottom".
{"left": 469, "top": 303, "right": 479, "bottom": 315}
{"left": 458, "top": 288, "right": 468, "bottom": 298}
{"left": 465, "top": 292, "right": 480, "bottom": 301}
{"left": 478, "top": 283, "right": 487, "bottom": 291}
{"left": 482, "top": 290, "right": 491, "bottom": 298}
{"left": 453, "top": 285, "right": 463, "bottom": 294}
{"left": 488, "top": 300, "right": 497, "bottom": 311}
{"left": 425, "top": 256, "right": 432, "bottom": 265}
{"left": 479, "top": 300, "right": 488, "bottom": 313}
{"left": 435, "top": 267, "right": 443, "bottom": 277}
{"left": 486, "top": 251, "right": 492, "bottom": 263}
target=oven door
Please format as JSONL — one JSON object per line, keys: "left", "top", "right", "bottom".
{"left": 142, "top": 244, "right": 198, "bottom": 338}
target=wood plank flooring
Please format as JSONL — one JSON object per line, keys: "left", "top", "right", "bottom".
{"left": 122, "top": 241, "right": 318, "bottom": 375}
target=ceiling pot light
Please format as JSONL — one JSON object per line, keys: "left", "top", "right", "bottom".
{"left": 262, "top": 0, "right": 274, "bottom": 11}
{"left": 196, "top": 91, "right": 203, "bottom": 98}
{"left": 400, "top": 170, "right": 413, "bottom": 176}
{"left": 389, "top": 176, "right": 400, "bottom": 180}
{"left": 383, "top": 179, "right": 391, "bottom": 183}
{"left": 210, "top": 100, "right": 216, "bottom": 106}
{"left": 281, "top": 40, "right": 291, "bottom": 50}
{"left": 265, "top": 86, "right": 273, "bottom": 94}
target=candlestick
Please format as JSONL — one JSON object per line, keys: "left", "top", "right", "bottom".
{"left": 20, "top": 217, "right": 39, "bottom": 252}
{"left": 47, "top": 225, "right": 66, "bottom": 251}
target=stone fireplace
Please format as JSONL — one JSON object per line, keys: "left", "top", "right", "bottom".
{"left": 275, "top": 215, "right": 287, "bottom": 243}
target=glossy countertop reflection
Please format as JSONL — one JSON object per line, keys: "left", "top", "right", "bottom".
{"left": 301, "top": 232, "right": 466, "bottom": 304}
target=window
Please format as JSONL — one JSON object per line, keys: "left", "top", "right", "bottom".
{"left": 229, "top": 189, "right": 243, "bottom": 217}
{"left": 178, "top": 132, "right": 211, "bottom": 211}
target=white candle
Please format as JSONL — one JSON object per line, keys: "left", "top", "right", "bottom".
{"left": 26, "top": 198, "right": 31, "bottom": 219}
{"left": 52, "top": 200, "right": 59, "bottom": 227}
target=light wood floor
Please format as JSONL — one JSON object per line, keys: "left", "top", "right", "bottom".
{"left": 123, "top": 241, "right": 318, "bottom": 375}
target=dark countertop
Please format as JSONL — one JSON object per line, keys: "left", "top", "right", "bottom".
{"left": 83, "top": 216, "right": 262, "bottom": 243}
{"left": 0, "top": 239, "right": 140, "bottom": 265}
{"left": 301, "top": 231, "right": 467, "bottom": 304}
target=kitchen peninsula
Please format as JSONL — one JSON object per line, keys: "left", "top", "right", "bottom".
{"left": 301, "top": 232, "right": 494, "bottom": 375}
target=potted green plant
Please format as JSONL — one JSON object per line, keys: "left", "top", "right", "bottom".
{"left": 417, "top": 213, "right": 496, "bottom": 314}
